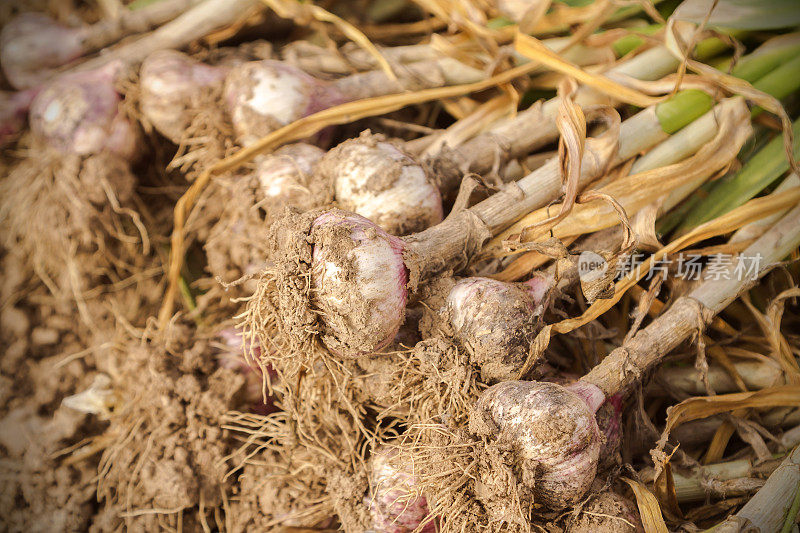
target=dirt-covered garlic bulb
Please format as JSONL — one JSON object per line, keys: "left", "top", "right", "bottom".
{"left": 544, "top": 375, "right": 624, "bottom": 470}
{"left": 0, "top": 13, "right": 87, "bottom": 89}
{"left": 366, "top": 445, "right": 436, "bottom": 533}
{"left": 447, "top": 277, "right": 544, "bottom": 382}
{"left": 255, "top": 142, "right": 325, "bottom": 211}
{"left": 29, "top": 62, "right": 139, "bottom": 159}
{"left": 140, "top": 50, "right": 229, "bottom": 144}
{"left": 469, "top": 380, "right": 605, "bottom": 510}
{"left": 568, "top": 490, "right": 643, "bottom": 533}
{"left": 310, "top": 210, "right": 408, "bottom": 356}
{"left": 224, "top": 59, "right": 345, "bottom": 146}
{"left": 319, "top": 132, "right": 443, "bottom": 235}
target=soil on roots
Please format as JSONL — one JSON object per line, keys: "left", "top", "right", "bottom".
{"left": 93, "top": 319, "right": 246, "bottom": 530}
{"left": 0, "top": 250, "right": 122, "bottom": 532}
{"left": 0, "top": 144, "right": 167, "bottom": 332}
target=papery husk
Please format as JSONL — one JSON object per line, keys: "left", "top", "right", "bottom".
{"left": 514, "top": 32, "right": 662, "bottom": 108}
{"left": 656, "top": 385, "right": 800, "bottom": 452}
{"left": 622, "top": 478, "right": 669, "bottom": 533}
{"left": 665, "top": 19, "right": 799, "bottom": 177}
{"left": 260, "top": 0, "right": 396, "bottom": 82}
{"left": 552, "top": 186, "right": 800, "bottom": 335}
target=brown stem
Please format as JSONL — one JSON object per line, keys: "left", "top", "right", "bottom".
{"left": 402, "top": 125, "right": 620, "bottom": 281}
{"left": 656, "top": 360, "right": 783, "bottom": 396}
{"left": 331, "top": 57, "right": 486, "bottom": 100}
{"left": 421, "top": 45, "right": 685, "bottom": 199}
{"left": 582, "top": 204, "right": 800, "bottom": 397}
{"left": 713, "top": 447, "right": 800, "bottom": 532}
{"left": 81, "top": 0, "right": 202, "bottom": 50}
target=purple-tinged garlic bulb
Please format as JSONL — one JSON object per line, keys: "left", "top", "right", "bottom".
{"left": 469, "top": 380, "right": 604, "bottom": 510}
{"left": 447, "top": 277, "right": 545, "bottom": 382}
{"left": 0, "top": 13, "right": 86, "bottom": 90}
{"left": 255, "top": 142, "right": 325, "bottom": 211}
{"left": 366, "top": 445, "right": 436, "bottom": 533}
{"left": 319, "top": 132, "right": 443, "bottom": 235}
{"left": 310, "top": 210, "right": 408, "bottom": 356}
{"left": 596, "top": 393, "right": 623, "bottom": 469}
{"left": 217, "top": 328, "right": 278, "bottom": 415}
{"left": 29, "top": 62, "right": 139, "bottom": 159}
{"left": 568, "top": 490, "right": 643, "bottom": 533}
{"left": 0, "top": 88, "right": 39, "bottom": 145}
{"left": 546, "top": 374, "right": 624, "bottom": 471}
{"left": 224, "top": 59, "right": 345, "bottom": 146}
{"left": 140, "top": 50, "right": 229, "bottom": 144}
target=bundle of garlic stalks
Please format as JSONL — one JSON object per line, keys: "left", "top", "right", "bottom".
{"left": 2, "top": 0, "right": 800, "bottom": 531}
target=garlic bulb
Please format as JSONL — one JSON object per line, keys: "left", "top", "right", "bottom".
{"left": 0, "top": 13, "right": 86, "bottom": 89}
{"left": 319, "top": 132, "right": 443, "bottom": 235}
{"left": 310, "top": 210, "right": 408, "bottom": 356}
{"left": 546, "top": 375, "right": 624, "bottom": 470}
{"left": 448, "top": 277, "right": 544, "bottom": 382}
{"left": 366, "top": 445, "right": 436, "bottom": 533}
{"left": 255, "top": 142, "right": 325, "bottom": 210}
{"left": 29, "top": 62, "right": 139, "bottom": 159}
{"left": 224, "top": 60, "right": 344, "bottom": 146}
{"left": 140, "top": 50, "right": 229, "bottom": 144}
{"left": 470, "top": 380, "right": 602, "bottom": 509}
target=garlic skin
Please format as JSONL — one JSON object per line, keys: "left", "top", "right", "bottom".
{"left": 366, "top": 445, "right": 436, "bottom": 533}
{"left": 62, "top": 374, "right": 116, "bottom": 418}
{"left": 319, "top": 132, "right": 443, "bottom": 235}
{"left": 448, "top": 277, "right": 543, "bottom": 382}
{"left": 224, "top": 60, "right": 345, "bottom": 146}
{"left": 0, "top": 88, "right": 39, "bottom": 145}
{"left": 545, "top": 376, "right": 623, "bottom": 470}
{"left": 256, "top": 142, "right": 325, "bottom": 210}
{"left": 140, "top": 50, "right": 229, "bottom": 144}
{"left": 29, "top": 62, "right": 139, "bottom": 159}
{"left": 470, "top": 380, "right": 603, "bottom": 509}
{"left": 596, "top": 393, "right": 623, "bottom": 469}
{"left": 0, "top": 13, "right": 86, "bottom": 90}
{"left": 310, "top": 210, "right": 408, "bottom": 356}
